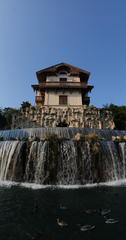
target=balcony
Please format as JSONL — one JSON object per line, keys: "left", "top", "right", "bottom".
{"left": 83, "top": 97, "right": 90, "bottom": 105}
{"left": 35, "top": 96, "right": 43, "bottom": 102}
{"left": 39, "top": 82, "right": 88, "bottom": 89}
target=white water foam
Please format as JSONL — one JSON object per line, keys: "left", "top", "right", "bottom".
{"left": 0, "top": 179, "right": 126, "bottom": 189}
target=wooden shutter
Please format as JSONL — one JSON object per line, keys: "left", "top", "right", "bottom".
{"left": 59, "top": 95, "right": 68, "bottom": 105}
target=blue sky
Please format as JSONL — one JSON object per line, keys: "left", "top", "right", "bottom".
{"left": 0, "top": 0, "right": 126, "bottom": 109}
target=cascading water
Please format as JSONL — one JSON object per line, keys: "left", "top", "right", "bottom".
{"left": 107, "top": 141, "right": 120, "bottom": 180}
{"left": 0, "top": 141, "right": 19, "bottom": 180}
{"left": 25, "top": 141, "right": 38, "bottom": 182}
{"left": 0, "top": 127, "right": 126, "bottom": 141}
{"left": 81, "top": 142, "right": 93, "bottom": 184}
{"left": 10, "top": 141, "right": 25, "bottom": 181}
{"left": 0, "top": 127, "right": 126, "bottom": 185}
{"left": 118, "top": 142, "right": 126, "bottom": 179}
{"left": 34, "top": 141, "right": 49, "bottom": 184}
{"left": 58, "top": 141, "right": 78, "bottom": 185}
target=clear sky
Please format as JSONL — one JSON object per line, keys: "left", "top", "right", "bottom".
{"left": 0, "top": 0, "right": 126, "bottom": 110}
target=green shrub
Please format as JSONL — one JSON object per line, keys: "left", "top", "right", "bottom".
{"left": 20, "top": 101, "right": 31, "bottom": 110}
{"left": 45, "top": 132, "right": 59, "bottom": 142}
{"left": 102, "top": 103, "right": 126, "bottom": 130}
{"left": 85, "top": 132, "right": 99, "bottom": 154}
{"left": 2, "top": 107, "right": 19, "bottom": 130}
{"left": 88, "top": 105, "right": 96, "bottom": 110}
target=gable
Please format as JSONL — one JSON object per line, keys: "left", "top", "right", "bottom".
{"left": 36, "top": 62, "right": 90, "bottom": 83}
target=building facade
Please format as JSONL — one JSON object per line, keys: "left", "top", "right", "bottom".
{"left": 31, "top": 63, "right": 94, "bottom": 108}
{"left": 11, "top": 64, "right": 115, "bottom": 130}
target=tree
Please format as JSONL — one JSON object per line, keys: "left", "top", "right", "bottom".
{"left": 20, "top": 101, "right": 31, "bottom": 110}
{"left": 0, "top": 108, "right": 7, "bottom": 129}
{"left": 0, "top": 101, "right": 31, "bottom": 130}
{"left": 3, "top": 107, "right": 19, "bottom": 130}
{"left": 102, "top": 103, "right": 126, "bottom": 130}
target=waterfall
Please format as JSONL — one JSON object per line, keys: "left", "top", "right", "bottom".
{"left": 0, "top": 128, "right": 126, "bottom": 185}
{"left": 0, "top": 127, "right": 126, "bottom": 141}
{"left": 119, "top": 142, "right": 126, "bottom": 179}
{"left": 10, "top": 141, "right": 26, "bottom": 181}
{"left": 81, "top": 142, "right": 93, "bottom": 184}
{"left": 35, "top": 141, "right": 49, "bottom": 184}
{"left": 107, "top": 141, "right": 121, "bottom": 180}
{"left": 58, "top": 141, "right": 78, "bottom": 185}
{"left": 0, "top": 141, "right": 19, "bottom": 180}
{"left": 25, "top": 141, "right": 38, "bottom": 182}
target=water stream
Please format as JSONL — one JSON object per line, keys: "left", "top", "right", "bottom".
{"left": 0, "top": 127, "right": 126, "bottom": 185}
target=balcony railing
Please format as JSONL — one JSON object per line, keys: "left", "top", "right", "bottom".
{"left": 35, "top": 96, "right": 43, "bottom": 102}
{"left": 39, "top": 82, "right": 88, "bottom": 89}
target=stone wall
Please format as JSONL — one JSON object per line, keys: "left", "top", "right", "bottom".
{"left": 11, "top": 105, "right": 115, "bottom": 130}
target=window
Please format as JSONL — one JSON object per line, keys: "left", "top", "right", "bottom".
{"left": 60, "top": 78, "right": 67, "bottom": 82}
{"left": 59, "top": 95, "right": 68, "bottom": 105}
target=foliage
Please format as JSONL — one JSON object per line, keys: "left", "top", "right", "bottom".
{"left": 1, "top": 101, "right": 31, "bottom": 130}
{"left": 102, "top": 103, "right": 126, "bottom": 130}
{"left": 20, "top": 101, "right": 31, "bottom": 110}
{"left": 2, "top": 107, "right": 19, "bottom": 130}
{"left": 85, "top": 132, "right": 97, "bottom": 144}
{"left": 88, "top": 105, "right": 96, "bottom": 110}
{"left": 85, "top": 132, "right": 99, "bottom": 154}
{"left": 45, "top": 132, "right": 59, "bottom": 142}
{"left": 74, "top": 132, "right": 85, "bottom": 141}
{"left": 0, "top": 108, "right": 7, "bottom": 129}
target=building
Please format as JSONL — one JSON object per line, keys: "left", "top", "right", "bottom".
{"left": 11, "top": 65, "right": 115, "bottom": 129}
{"left": 31, "top": 63, "right": 94, "bottom": 108}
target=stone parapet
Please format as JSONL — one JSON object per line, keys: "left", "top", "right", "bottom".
{"left": 11, "top": 105, "right": 115, "bottom": 130}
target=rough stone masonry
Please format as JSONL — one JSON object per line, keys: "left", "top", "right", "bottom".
{"left": 11, "top": 105, "right": 115, "bottom": 130}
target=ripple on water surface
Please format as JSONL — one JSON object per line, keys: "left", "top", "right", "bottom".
{"left": 0, "top": 180, "right": 126, "bottom": 240}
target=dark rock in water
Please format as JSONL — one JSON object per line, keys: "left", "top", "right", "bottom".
{"left": 0, "top": 136, "right": 3, "bottom": 141}
{"left": 15, "top": 137, "right": 20, "bottom": 140}
{"left": 28, "top": 136, "right": 40, "bottom": 142}
{"left": 9, "top": 136, "right": 15, "bottom": 140}
{"left": 21, "top": 137, "right": 28, "bottom": 141}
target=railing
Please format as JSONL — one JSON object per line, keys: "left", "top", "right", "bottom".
{"left": 35, "top": 96, "right": 43, "bottom": 102}
{"left": 39, "top": 82, "right": 87, "bottom": 88}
